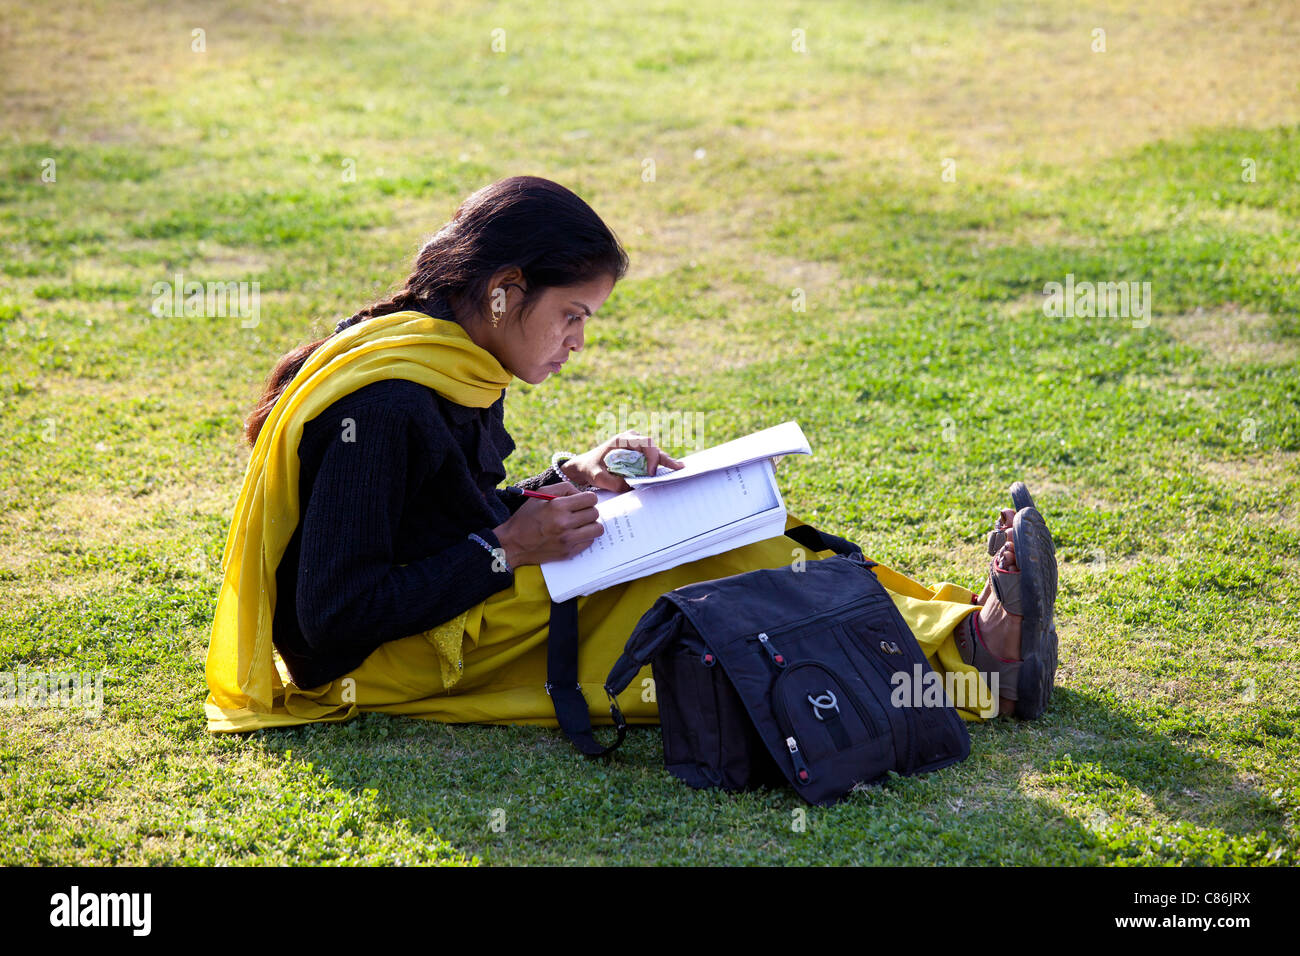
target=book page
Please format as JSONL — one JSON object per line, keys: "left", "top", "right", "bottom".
{"left": 623, "top": 419, "right": 811, "bottom": 487}
{"left": 539, "top": 458, "right": 781, "bottom": 597}
{"left": 564, "top": 510, "right": 790, "bottom": 601}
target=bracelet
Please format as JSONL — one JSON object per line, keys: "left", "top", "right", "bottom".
{"left": 550, "top": 451, "right": 593, "bottom": 490}
{"left": 467, "top": 532, "right": 511, "bottom": 573}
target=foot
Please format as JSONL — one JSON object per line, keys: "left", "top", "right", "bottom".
{"left": 958, "top": 510, "right": 1025, "bottom": 717}
{"left": 978, "top": 535, "right": 1024, "bottom": 716}
{"left": 984, "top": 507, "right": 1017, "bottom": 561}
{"left": 977, "top": 517, "right": 1022, "bottom": 660}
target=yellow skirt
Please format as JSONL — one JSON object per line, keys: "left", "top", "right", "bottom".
{"left": 205, "top": 513, "right": 992, "bottom": 732}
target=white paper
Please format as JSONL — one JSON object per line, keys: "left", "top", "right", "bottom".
{"left": 623, "top": 419, "right": 811, "bottom": 487}
{"left": 539, "top": 457, "right": 787, "bottom": 601}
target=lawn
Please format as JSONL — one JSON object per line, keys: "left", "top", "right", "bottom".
{"left": 1, "top": 0, "right": 1297, "bottom": 865}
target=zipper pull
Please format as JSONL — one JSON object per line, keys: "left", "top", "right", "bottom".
{"left": 756, "top": 632, "right": 787, "bottom": 667}
{"left": 786, "top": 736, "right": 812, "bottom": 785}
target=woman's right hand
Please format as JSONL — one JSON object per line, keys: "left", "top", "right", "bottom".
{"left": 491, "top": 483, "right": 603, "bottom": 568}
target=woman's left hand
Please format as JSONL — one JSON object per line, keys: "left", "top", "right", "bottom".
{"left": 558, "top": 432, "right": 685, "bottom": 493}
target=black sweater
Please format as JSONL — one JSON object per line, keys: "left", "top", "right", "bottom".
{"left": 270, "top": 377, "right": 565, "bottom": 689}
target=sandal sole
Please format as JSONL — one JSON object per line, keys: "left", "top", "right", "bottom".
{"left": 1009, "top": 485, "right": 1057, "bottom": 703}
{"left": 1011, "top": 506, "right": 1058, "bottom": 719}
{"left": 1009, "top": 480, "right": 1036, "bottom": 514}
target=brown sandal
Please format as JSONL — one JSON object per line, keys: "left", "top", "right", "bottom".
{"left": 958, "top": 489, "right": 1059, "bottom": 719}
{"left": 956, "top": 550, "right": 1025, "bottom": 709}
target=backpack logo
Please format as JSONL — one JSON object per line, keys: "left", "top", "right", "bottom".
{"left": 808, "top": 690, "right": 840, "bottom": 720}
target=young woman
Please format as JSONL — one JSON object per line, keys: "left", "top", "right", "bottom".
{"left": 204, "top": 175, "right": 1058, "bottom": 734}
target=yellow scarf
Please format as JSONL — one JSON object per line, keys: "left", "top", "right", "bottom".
{"left": 204, "top": 310, "right": 513, "bottom": 724}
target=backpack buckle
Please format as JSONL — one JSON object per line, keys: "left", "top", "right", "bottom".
{"left": 544, "top": 681, "right": 583, "bottom": 696}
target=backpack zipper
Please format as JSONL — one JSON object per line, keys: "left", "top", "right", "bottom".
{"left": 745, "top": 592, "right": 891, "bottom": 647}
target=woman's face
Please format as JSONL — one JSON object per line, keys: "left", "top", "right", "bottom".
{"left": 479, "top": 271, "right": 616, "bottom": 385}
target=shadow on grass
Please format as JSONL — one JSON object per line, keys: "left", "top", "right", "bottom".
{"left": 247, "top": 682, "right": 1288, "bottom": 865}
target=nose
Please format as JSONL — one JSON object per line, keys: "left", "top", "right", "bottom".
{"left": 566, "top": 326, "right": 584, "bottom": 353}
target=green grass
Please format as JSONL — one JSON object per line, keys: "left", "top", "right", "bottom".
{"left": 1, "top": 0, "right": 1298, "bottom": 865}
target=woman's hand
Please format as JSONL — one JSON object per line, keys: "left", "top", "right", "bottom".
{"left": 558, "top": 431, "right": 685, "bottom": 493}
{"left": 492, "top": 483, "right": 603, "bottom": 568}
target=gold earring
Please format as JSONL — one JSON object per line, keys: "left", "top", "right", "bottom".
{"left": 491, "top": 283, "right": 514, "bottom": 328}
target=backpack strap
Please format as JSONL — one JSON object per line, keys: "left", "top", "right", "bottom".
{"left": 784, "top": 523, "right": 870, "bottom": 562}
{"left": 546, "top": 595, "right": 628, "bottom": 757}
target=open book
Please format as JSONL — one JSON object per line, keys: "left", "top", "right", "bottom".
{"left": 538, "top": 421, "right": 812, "bottom": 602}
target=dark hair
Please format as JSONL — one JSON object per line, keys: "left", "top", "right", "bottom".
{"left": 243, "top": 175, "right": 629, "bottom": 446}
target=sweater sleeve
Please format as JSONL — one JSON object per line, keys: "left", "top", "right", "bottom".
{"left": 294, "top": 400, "right": 514, "bottom": 662}
{"left": 496, "top": 463, "right": 569, "bottom": 514}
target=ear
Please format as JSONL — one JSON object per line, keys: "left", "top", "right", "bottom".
{"left": 491, "top": 265, "right": 526, "bottom": 292}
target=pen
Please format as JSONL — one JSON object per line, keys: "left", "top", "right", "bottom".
{"left": 519, "top": 489, "right": 559, "bottom": 500}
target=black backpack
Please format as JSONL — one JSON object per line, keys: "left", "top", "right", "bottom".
{"left": 546, "top": 525, "right": 971, "bottom": 806}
